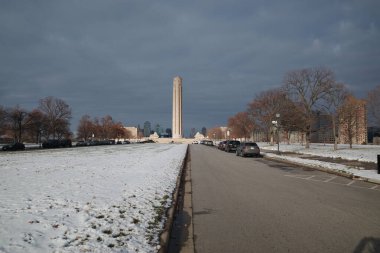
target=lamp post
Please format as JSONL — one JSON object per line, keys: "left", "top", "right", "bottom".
{"left": 271, "top": 120, "right": 277, "bottom": 146}
{"left": 276, "top": 113, "right": 280, "bottom": 154}
{"left": 38, "top": 128, "right": 42, "bottom": 148}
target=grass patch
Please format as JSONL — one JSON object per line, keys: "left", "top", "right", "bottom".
{"left": 145, "top": 194, "right": 171, "bottom": 244}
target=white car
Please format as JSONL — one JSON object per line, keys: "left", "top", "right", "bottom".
{"left": 192, "top": 140, "right": 199, "bottom": 144}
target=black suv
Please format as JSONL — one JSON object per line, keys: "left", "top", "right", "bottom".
{"left": 225, "top": 140, "right": 240, "bottom": 152}
{"left": 42, "top": 139, "right": 72, "bottom": 148}
{"left": 2, "top": 142, "right": 25, "bottom": 151}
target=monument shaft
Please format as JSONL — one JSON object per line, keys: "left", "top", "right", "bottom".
{"left": 172, "top": 76, "right": 182, "bottom": 138}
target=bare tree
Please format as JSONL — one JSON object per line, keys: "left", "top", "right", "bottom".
{"left": 77, "top": 114, "right": 128, "bottom": 141}
{"left": 38, "top": 96, "right": 72, "bottom": 139}
{"left": 228, "top": 112, "right": 254, "bottom": 140}
{"left": 92, "top": 117, "right": 101, "bottom": 140}
{"left": 247, "top": 88, "right": 301, "bottom": 144}
{"left": 6, "top": 105, "right": 31, "bottom": 142}
{"left": 278, "top": 101, "right": 306, "bottom": 145}
{"left": 207, "top": 127, "right": 224, "bottom": 140}
{"left": 26, "top": 109, "right": 45, "bottom": 143}
{"left": 55, "top": 119, "right": 72, "bottom": 140}
{"left": 338, "top": 95, "right": 366, "bottom": 148}
{"left": 323, "top": 83, "right": 349, "bottom": 150}
{"left": 77, "top": 115, "right": 94, "bottom": 141}
{"left": 111, "top": 122, "right": 128, "bottom": 140}
{"left": 247, "top": 89, "right": 283, "bottom": 143}
{"left": 100, "top": 115, "right": 114, "bottom": 140}
{"left": 283, "top": 67, "right": 334, "bottom": 148}
{"left": 0, "top": 106, "right": 6, "bottom": 136}
{"left": 367, "top": 85, "right": 380, "bottom": 127}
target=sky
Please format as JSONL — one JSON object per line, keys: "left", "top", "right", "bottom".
{"left": 1, "top": 0, "right": 379, "bottom": 135}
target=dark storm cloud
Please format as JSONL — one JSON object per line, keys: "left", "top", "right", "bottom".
{"left": 1, "top": 0, "right": 379, "bottom": 135}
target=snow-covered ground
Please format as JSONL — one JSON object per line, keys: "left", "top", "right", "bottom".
{"left": 0, "top": 144, "right": 188, "bottom": 253}
{"left": 258, "top": 142, "right": 380, "bottom": 183}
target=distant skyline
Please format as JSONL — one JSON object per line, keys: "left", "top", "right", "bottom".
{"left": 1, "top": 0, "right": 379, "bottom": 134}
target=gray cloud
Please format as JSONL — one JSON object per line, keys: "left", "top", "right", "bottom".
{"left": 1, "top": 0, "right": 379, "bottom": 135}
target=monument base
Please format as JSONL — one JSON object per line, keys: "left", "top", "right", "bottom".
{"left": 155, "top": 138, "right": 193, "bottom": 144}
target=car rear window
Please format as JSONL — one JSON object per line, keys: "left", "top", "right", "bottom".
{"left": 230, "top": 141, "right": 240, "bottom": 144}
{"left": 244, "top": 143, "right": 258, "bottom": 146}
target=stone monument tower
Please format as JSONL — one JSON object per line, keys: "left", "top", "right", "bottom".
{"left": 172, "top": 76, "right": 183, "bottom": 139}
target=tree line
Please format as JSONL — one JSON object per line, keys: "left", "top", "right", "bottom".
{"left": 0, "top": 96, "right": 72, "bottom": 143}
{"left": 209, "top": 67, "right": 380, "bottom": 149}
{"left": 0, "top": 96, "right": 130, "bottom": 143}
{"left": 76, "top": 114, "right": 130, "bottom": 141}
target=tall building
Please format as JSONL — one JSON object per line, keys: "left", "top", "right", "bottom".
{"left": 311, "top": 111, "right": 335, "bottom": 143}
{"left": 155, "top": 123, "right": 161, "bottom": 135}
{"left": 172, "top": 76, "right": 183, "bottom": 138}
{"left": 143, "top": 121, "right": 151, "bottom": 137}
{"left": 305, "top": 106, "right": 367, "bottom": 145}
{"left": 339, "top": 100, "right": 367, "bottom": 144}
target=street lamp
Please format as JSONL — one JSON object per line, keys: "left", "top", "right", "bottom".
{"left": 276, "top": 113, "right": 280, "bottom": 154}
{"left": 38, "top": 128, "right": 42, "bottom": 148}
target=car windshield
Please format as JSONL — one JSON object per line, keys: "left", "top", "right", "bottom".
{"left": 244, "top": 143, "right": 257, "bottom": 146}
{"left": 230, "top": 141, "right": 240, "bottom": 144}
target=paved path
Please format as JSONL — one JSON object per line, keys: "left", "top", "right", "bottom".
{"left": 191, "top": 144, "right": 380, "bottom": 253}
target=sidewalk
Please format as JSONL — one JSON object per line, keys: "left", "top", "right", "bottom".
{"left": 261, "top": 149, "right": 380, "bottom": 185}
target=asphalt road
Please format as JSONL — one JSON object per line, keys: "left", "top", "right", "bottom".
{"left": 191, "top": 144, "right": 380, "bottom": 253}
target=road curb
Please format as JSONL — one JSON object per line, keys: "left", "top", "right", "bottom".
{"left": 262, "top": 153, "right": 380, "bottom": 185}
{"left": 159, "top": 145, "right": 190, "bottom": 253}
{"left": 180, "top": 150, "right": 194, "bottom": 253}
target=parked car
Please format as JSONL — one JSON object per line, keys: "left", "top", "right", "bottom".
{"left": 218, "top": 141, "right": 227, "bottom": 150}
{"left": 123, "top": 140, "right": 131, "bottom": 144}
{"left": 42, "top": 139, "right": 72, "bottom": 148}
{"left": 2, "top": 142, "right": 25, "bottom": 151}
{"left": 236, "top": 142, "right": 260, "bottom": 157}
{"left": 192, "top": 140, "right": 199, "bottom": 144}
{"left": 225, "top": 140, "right": 241, "bottom": 152}
{"left": 95, "top": 140, "right": 114, "bottom": 145}
{"left": 140, "top": 139, "right": 155, "bottom": 144}
{"left": 201, "top": 140, "right": 213, "bottom": 146}
{"left": 76, "top": 141, "right": 88, "bottom": 147}
{"left": 88, "top": 140, "right": 100, "bottom": 146}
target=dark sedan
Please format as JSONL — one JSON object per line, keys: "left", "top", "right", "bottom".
{"left": 218, "top": 141, "right": 227, "bottom": 150}
{"left": 2, "top": 142, "right": 25, "bottom": 151}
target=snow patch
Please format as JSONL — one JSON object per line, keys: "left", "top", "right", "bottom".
{"left": 259, "top": 143, "right": 380, "bottom": 183}
{"left": 0, "top": 144, "right": 187, "bottom": 253}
